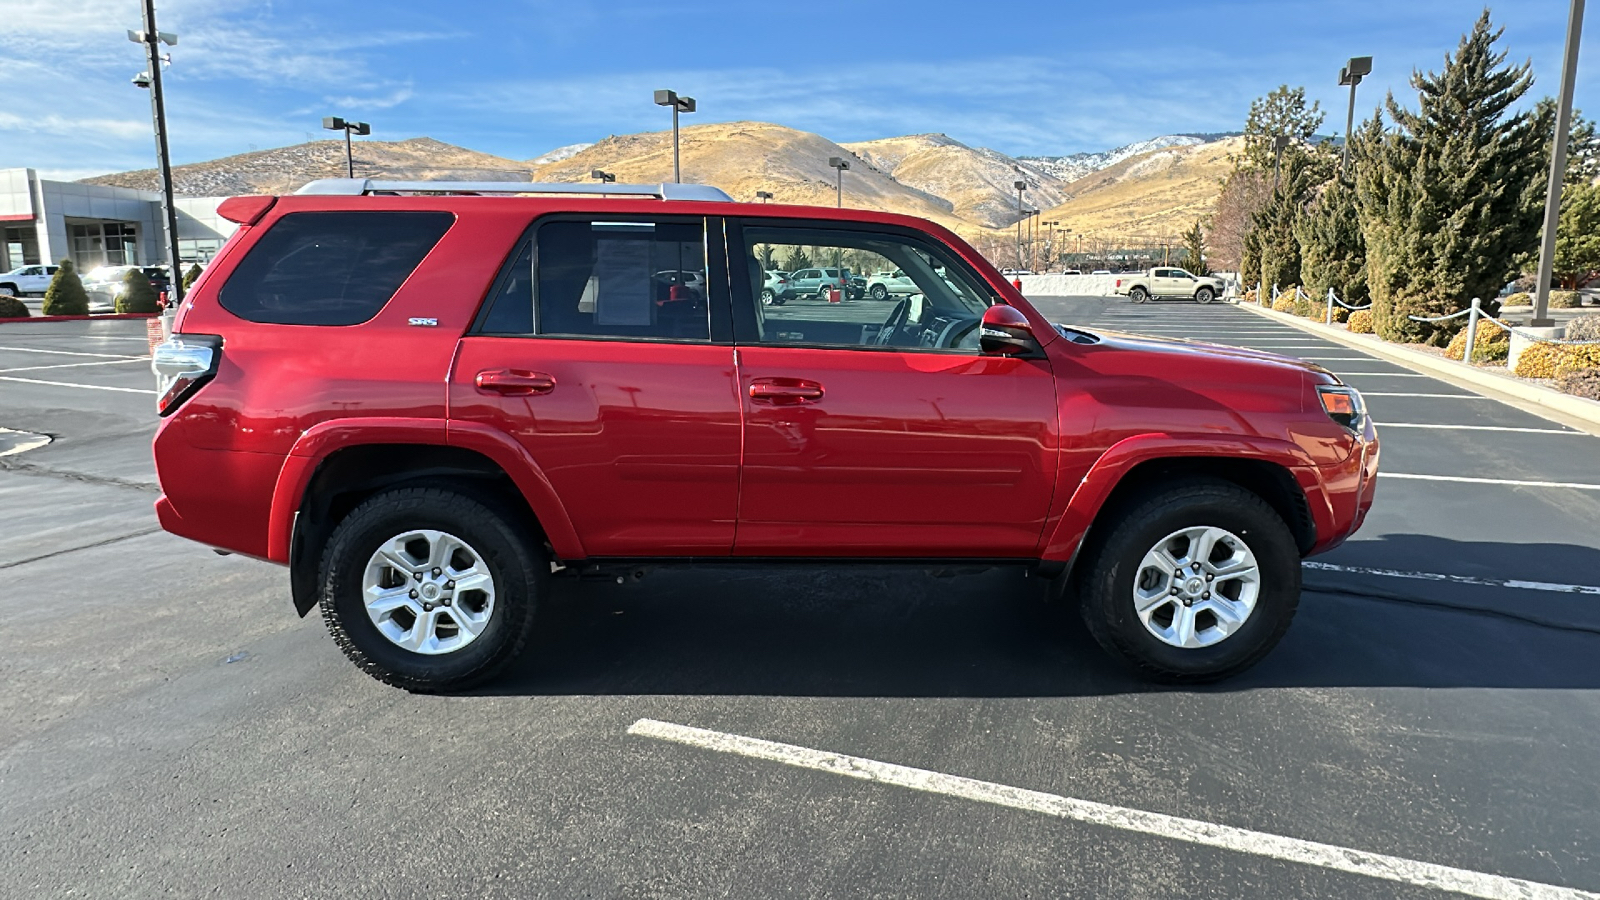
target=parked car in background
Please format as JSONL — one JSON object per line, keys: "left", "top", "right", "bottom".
{"left": 866, "top": 268, "right": 920, "bottom": 300}
{"left": 0, "top": 264, "right": 59, "bottom": 296}
{"left": 1091, "top": 269, "right": 1112, "bottom": 275}
{"left": 1059, "top": 269, "right": 1083, "bottom": 275}
{"left": 83, "top": 265, "right": 172, "bottom": 308}
{"left": 1113, "top": 267, "right": 1227, "bottom": 304}
{"left": 787, "top": 266, "right": 853, "bottom": 300}
{"left": 762, "top": 270, "right": 790, "bottom": 304}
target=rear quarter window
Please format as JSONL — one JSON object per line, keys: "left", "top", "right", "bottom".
{"left": 218, "top": 211, "right": 453, "bottom": 325}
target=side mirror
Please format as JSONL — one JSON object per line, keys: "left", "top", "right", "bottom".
{"left": 980, "top": 305, "right": 1039, "bottom": 356}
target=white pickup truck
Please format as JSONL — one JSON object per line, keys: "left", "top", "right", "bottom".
{"left": 1113, "top": 267, "right": 1227, "bottom": 304}
{"left": 0, "top": 264, "right": 59, "bottom": 297}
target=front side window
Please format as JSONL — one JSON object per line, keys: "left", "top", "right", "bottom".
{"left": 220, "top": 211, "right": 453, "bottom": 326}
{"left": 529, "top": 219, "right": 709, "bottom": 342}
{"left": 738, "top": 224, "right": 995, "bottom": 351}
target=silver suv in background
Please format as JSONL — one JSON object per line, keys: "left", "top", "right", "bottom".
{"left": 0, "top": 264, "right": 59, "bottom": 296}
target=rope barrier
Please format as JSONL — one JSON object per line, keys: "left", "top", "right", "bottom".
{"left": 1405, "top": 308, "right": 1476, "bottom": 323}
{"left": 1477, "top": 313, "right": 1600, "bottom": 346}
{"left": 1329, "top": 290, "right": 1372, "bottom": 311}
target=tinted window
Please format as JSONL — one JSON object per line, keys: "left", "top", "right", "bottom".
{"left": 479, "top": 243, "right": 534, "bottom": 334}
{"left": 220, "top": 211, "right": 452, "bottom": 326}
{"left": 533, "top": 219, "right": 708, "bottom": 341}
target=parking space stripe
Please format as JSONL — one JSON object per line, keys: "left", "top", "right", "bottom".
{"left": 1304, "top": 561, "right": 1600, "bottom": 595}
{"left": 0, "top": 358, "right": 150, "bottom": 374}
{"left": 1382, "top": 472, "right": 1600, "bottom": 490}
{"left": 1361, "top": 392, "right": 1486, "bottom": 398}
{"left": 629, "top": 718, "right": 1598, "bottom": 900}
{"left": 0, "top": 345, "right": 144, "bottom": 359}
{"left": 0, "top": 375, "right": 156, "bottom": 394}
{"left": 1377, "top": 423, "right": 1586, "bottom": 435}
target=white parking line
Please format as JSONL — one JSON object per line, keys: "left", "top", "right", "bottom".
{"left": 0, "top": 375, "right": 155, "bottom": 394}
{"left": 1334, "top": 372, "right": 1429, "bottom": 378}
{"left": 1383, "top": 472, "right": 1600, "bottom": 490}
{"left": 1304, "top": 560, "right": 1600, "bottom": 595}
{"left": 629, "top": 718, "right": 1598, "bottom": 900}
{"left": 1377, "top": 423, "right": 1586, "bottom": 435}
{"left": 0, "top": 345, "right": 144, "bottom": 359}
{"left": 0, "top": 358, "right": 149, "bottom": 374}
{"left": 1361, "top": 392, "right": 1486, "bottom": 398}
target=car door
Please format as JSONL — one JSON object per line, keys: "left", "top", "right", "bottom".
{"left": 18, "top": 266, "right": 43, "bottom": 292}
{"left": 727, "top": 218, "right": 1061, "bottom": 557}
{"left": 449, "top": 214, "right": 743, "bottom": 557}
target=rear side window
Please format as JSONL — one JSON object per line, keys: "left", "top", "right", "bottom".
{"left": 219, "top": 211, "right": 453, "bottom": 325}
{"left": 531, "top": 219, "right": 709, "bottom": 341}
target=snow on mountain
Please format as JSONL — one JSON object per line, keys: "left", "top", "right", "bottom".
{"left": 527, "top": 142, "right": 594, "bottom": 166}
{"left": 1019, "top": 134, "right": 1234, "bottom": 183}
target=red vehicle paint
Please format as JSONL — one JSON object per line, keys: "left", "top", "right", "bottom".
{"left": 151, "top": 183, "right": 1377, "bottom": 690}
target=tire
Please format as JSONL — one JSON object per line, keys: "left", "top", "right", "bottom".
{"left": 773, "top": 295, "right": 787, "bottom": 306}
{"left": 760, "top": 288, "right": 775, "bottom": 304}
{"left": 1129, "top": 287, "right": 1148, "bottom": 303}
{"left": 318, "top": 486, "right": 544, "bottom": 692}
{"left": 817, "top": 286, "right": 833, "bottom": 300}
{"left": 870, "top": 284, "right": 888, "bottom": 301}
{"left": 1195, "top": 287, "right": 1215, "bottom": 304}
{"left": 1074, "top": 478, "right": 1300, "bottom": 683}
{"left": 0, "top": 284, "right": 15, "bottom": 297}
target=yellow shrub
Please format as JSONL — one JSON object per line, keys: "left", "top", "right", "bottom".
{"left": 1445, "top": 323, "right": 1510, "bottom": 362}
{"left": 1515, "top": 342, "right": 1568, "bottom": 378}
{"left": 1347, "top": 310, "right": 1374, "bottom": 333}
{"left": 1502, "top": 292, "right": 1531, "bottom": 307}
{"left": 1551, "top": 290, "right": 1583, "bottom": 309}
{"left": 1272, "top": 294, "right": 1295, "bottom": 313}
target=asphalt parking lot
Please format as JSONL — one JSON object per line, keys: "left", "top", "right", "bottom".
{"left": 2, "top": 302, "right": 1599, "bottom": 899}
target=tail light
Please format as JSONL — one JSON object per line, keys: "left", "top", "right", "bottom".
{"left": 1116, "top": 279, "right": 1122, "bottom": 288}
{"left": 1318, "top": 385, "right": 1366, "bottom": 431}
{"left": 152, "top": 334, "right": 222, "bottom": 415}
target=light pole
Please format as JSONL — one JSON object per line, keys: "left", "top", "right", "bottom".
{"left": 127, "top": 5, "right": 182, "bottom": 302}
{"left": 756, "top": 190, "right": 774, "bottom": 203}
{"left": 653, "top": 89, "right": 696, "bottom": 183}
{"left": 1338, "top": 56, "right": 1372, "bottom": 177}
{"left": 1270, "top": 134, "right": 1290, "bottom": 195}
{"left": 591, "top": 169, "right": 616, "bottom": 183}
{"left": 1533, "top": 0, "right": 1586, "bottom": 327}
{"left": 828, "top": 157, "right": 850, "bottom": 207}
{"left": 1043, "top": 220, "right": 1058, "bottom": 270}
{"left": 1013, "top": 179, "right": 1027, "bottom": 268}
{"left": 322, "top": 117, "right": 371, "bottom": 178}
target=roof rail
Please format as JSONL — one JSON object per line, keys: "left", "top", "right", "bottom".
{"left": 293, "top": 178, "right": 734, "bottom": 202}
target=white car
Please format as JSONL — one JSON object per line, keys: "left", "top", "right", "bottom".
{"left": 761, "top": 270, "right": 790, "bottom": 305}
{"left": 0, "top": 264, "right": 59, "bottom": 296}
{"left": 866, "top": 269, "right": 919, "bottom": 301}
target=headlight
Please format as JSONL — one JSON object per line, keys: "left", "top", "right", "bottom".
{"left": 1317, "top": 385, "right": 1366, "bottom": 431}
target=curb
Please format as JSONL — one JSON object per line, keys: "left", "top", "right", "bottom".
{"left": 1233, "top": 300, "right": 1600, "bottom": 429}
{"left": 0, "top": 312, "right": 159, "bottom": 324}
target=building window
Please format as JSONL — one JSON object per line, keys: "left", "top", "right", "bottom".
{"left": 68, "top": 222, "right": 139, "bottom": 268}
{"left": 3, "top": 226, "right": 39, "bottom": 269}
{"left": 178, "top": 238, "right": 223, "bottom": 264}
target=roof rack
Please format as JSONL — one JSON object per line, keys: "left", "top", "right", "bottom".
{"left": 294, "top": 178, "right": 733, "bottom": 202}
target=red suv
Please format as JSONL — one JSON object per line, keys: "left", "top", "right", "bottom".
{"left": 151, "top": 178, "right": 1378, "bottom": 692}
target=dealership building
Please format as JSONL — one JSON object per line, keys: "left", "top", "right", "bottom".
{"left": 0, "top": 168, "right": 237, "bottom": 273}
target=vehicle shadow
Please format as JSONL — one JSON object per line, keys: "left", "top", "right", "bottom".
{"left": 484, "top": 534, "right": 1600, "bottom": 697}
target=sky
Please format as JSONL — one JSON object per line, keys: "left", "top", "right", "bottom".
{"left": 1, "top": 0, "right": 1596, "bottom": 180}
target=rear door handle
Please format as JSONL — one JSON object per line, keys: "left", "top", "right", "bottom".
{"left": 476, "top": 369, "right": 556, "bottom": 396}
{"left": 749, "top": 379, "right": 824, "bottom": 404}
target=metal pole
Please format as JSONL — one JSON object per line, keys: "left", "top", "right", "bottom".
{"left": 344, "top": 128, "right": 354, "bottom": 178}
{"left": 1016, "top": 187, "right": 1023, "bottom": 268}
{"left": 1342, "top": 78, "right": 1358, "bottom": 176}
{"left": 139, "top": 0, "right": 183, "bottom": 304}
{"left": 1463, "top": 297, "right": 1482, "bottom": 361}
{"left": 1534, "top": 0, "right": 1585, "bottom": 327}
{"left": 836, "top": 167, "right": 842, "bottom": 208}
{"left": 672, "top": 105, "right": 681, "bottom": 184}
{"left": 1326, "top": 287, "right": 1335, "bottom": 324}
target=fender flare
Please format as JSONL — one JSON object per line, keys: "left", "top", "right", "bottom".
{"left": 266, "top": 417, "right": 585, "bottom": 565}
{"left": 1039, "top": 432, "right": 1327, "bottom": 565}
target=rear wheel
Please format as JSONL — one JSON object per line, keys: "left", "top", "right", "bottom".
{"left": 870, "top": 284, "right": 888, "bottom": 301}
{"left": 760, "top": 287, "right": 775, "bottom": 304}
{"left": 1129, "top": 287, "right": 1149, "bottom": 303}
{"left": 1195, "top": 287, "right": 1215, "bottom": 304}
{"left": 318, "top": 486, "right": 543, "bottom": 692}
{"left": 1074, "top": 479, "right": 1300, "bottom": 682}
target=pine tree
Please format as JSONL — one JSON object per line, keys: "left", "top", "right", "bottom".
{"left": 1253, "top": 148, "right": 1330, "bottom": 289}
{"left": 1242, "top": 85, "right": 1326, "bottom": 172}
{"left": 1295, "top": 178, "right": 1368, "bottom": 306}
{"left": 182, "top": 263, "right": 203, "bottom": 290}
{"left": 781, "top": 247, "right": 811, "bottom": 272}
{"left": 1241, "top": 227, "right": 1262, "bottom": 296}
{"left": 1355, "top": 11, "right": 1549, "bottom": 344}
{"left": 1180, "top": 220, "right": 1209, "bottom": 274}
{"left": 116, "top": 269, "right": 160, "bottom": 313}
{"left": 41, "top": 258, "right": 89, "bottom": 316}
{"left": 1553, "top": 179, "right": 1600, "bottom": 288}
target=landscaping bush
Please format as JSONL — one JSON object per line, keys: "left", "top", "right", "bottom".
{"left": 1272, "top": 293, "right": 1295, "bottom": 313}
{"left": 1513, "top": 342, "right": 1600, "bottom": 378}
{"left": 0, "top": 295, "right": 29, "bottom": 318}
{"left": 115, "top": 269, "right": 160, "bottom": 314}
{"left": 1243, "top": 288, "right": 1258, "bottom": 304}
{"left": 182, "top": 263, "right": 202, "bottom": 290}
{"left": 41, "top": 259, "right": 89, "bottom": 316}
{"left": 1347, "top": 309, "right": 1374, "bottom": 333}
{"left": 1550, "top": 290, "right": 1583, "bottom": 309}
{"left": 1566, "top": 314, "right": 1600, "bottom": 342}
{"left": 1445, "top": 322, "right": 1511, "bottom": 362}
{"left": 1501, "top": 291, "right": 1531, "bottom": 307}
{"left": 1291, "top": 298, "right": 1317, "bottom": 318}
{"left": 1557, "top": 368, "right": 1600, "bottom": 401}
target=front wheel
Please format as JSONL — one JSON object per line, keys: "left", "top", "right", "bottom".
{"left": 870, "top": 284, "right": 888, "bottom": 301}
{"left": 1129, "top": 287, "right": 1149, "bottom": 303}
{"left": 1195, "top": 287, "right": 1215, "bottom": 304}
{"left": 0, "top": 284, "right": 15, "bottom": 297}
{"left": 318, "top": 486, "right": 543, "bottom": 692}
{"left": 760, "top": 288, "right": 775, "bottom": 304}
{"left": 1073, "top": 479, "right": 1300, "bottom": 682}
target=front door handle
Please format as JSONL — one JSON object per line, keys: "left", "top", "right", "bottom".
{"left": 476, "top": 369, "right": 556, "bottom": 396}
{"left": 749, "top": 379, "right": 824, "bottom": 404}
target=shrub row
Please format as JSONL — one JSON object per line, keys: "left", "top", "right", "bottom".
{"left": 0, "top": 295, "right": 28, "bottom": 318}
{"left": 1347, "top": 309, "right": 1374, "bottom": 333}
{"left": 1512, "top": 341, "right": 1600, "bottom": 378}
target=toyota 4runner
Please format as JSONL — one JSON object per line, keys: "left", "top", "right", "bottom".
{"left": 152, "top": 178, "right": 1378, "bottom": 692}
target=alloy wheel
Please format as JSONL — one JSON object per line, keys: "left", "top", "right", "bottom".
{"left": 1131, "top": 525, "right": 1260, "bottom": 649}
{"left": 361, "top": 529, "right": 496, "bottom": 655}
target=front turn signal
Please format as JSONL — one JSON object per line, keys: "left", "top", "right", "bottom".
{"left": 1318, "top": 385, "right": 1365, "bottom": 431}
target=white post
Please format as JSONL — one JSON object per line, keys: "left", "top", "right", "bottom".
{"left": 1326, "top": 287, "right": 1335, "bottom": 324}
{"left": 1462, "top": 297, "right": 1481, "bottom": 363}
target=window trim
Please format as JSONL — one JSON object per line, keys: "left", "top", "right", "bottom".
{"left": 468, "top": 212, "right": 732, "bottom": 345}
{"left": 726, "top": 217, "right": 1001, "bottom": 354}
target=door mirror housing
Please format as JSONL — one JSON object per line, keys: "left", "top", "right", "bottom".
{"left": 980, "top": 304, "right": 1039, "bottom": 356}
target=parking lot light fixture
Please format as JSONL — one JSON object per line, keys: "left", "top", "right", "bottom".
{"left": 1338, "top": 56, "right": 1372, "bottom": 176}
{"left": 591, "top": 169, "right": 616, "bottom": 183}
{"left": 654, "top": 90, "right": 696, "bottom": 183}
{"left": 756, "top": 190, "right": 774, "bottom": 203}
{"left": 1533, "top": 0, "right": 1585, "bottom": 327}
{"left": 1270, "top": 134, "right": 1290, "bottom": 195}
{"left": 323, "top": 117, "right": 371, "bottom": 179}
{"left": 828, "top": 157, "right": 850, "bottom": 207}
{"left": 1013, "top": 179, "right": 1028, "bottom": 268}
{"left": 127, "top": 0, "right": 183, "bottom": 304}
